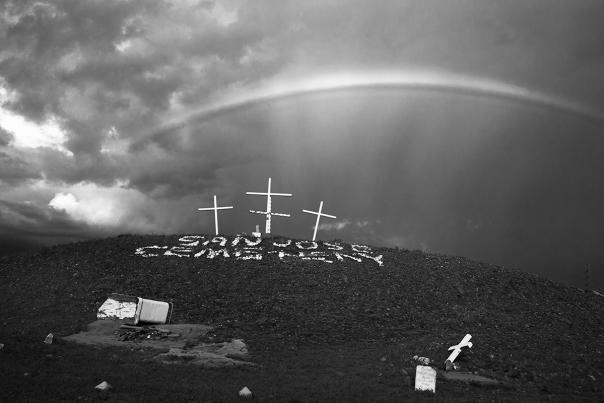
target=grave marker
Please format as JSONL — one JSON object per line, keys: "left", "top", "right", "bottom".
{"left": 246, "top": 177, "right": 292, "bottom": 234}
{"left": 414, "top": 365, "right": 436, "bottom": 393}
{"left": 446, "top": 333, "right": 472, "bottom": 365}
{"left": 197, "top": 195, "right": 233, "bottom": 235}
{"left": 302, "top": 201, "right": 336, "bottom": 241}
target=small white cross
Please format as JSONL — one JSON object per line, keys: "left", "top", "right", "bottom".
{"left": 302, "top": 201, "right": 336, "bottom": 241}
{"left": 246, "top": 177, "right": 292, "bottom": 234}
{"left": 446, "top": 333, "right": 472, "bottom": 364}
{"left": 197, "top": 195, "right": 233, "bottom": 235}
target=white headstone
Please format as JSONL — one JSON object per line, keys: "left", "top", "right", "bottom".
{"left": 414, "top": 365, "right": 436, "bottom": 393}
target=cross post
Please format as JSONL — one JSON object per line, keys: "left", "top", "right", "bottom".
{"left": 445, "top": 333, "right": 473, "bottom": 364}
{"left": 197, "top": 195, "right": 233, "bottom": 235}
{"left": 302, "top": 201, "right": 337, "bottom": 241}
{"left": 246, "top": 177, "right": 292, "bottom": 234}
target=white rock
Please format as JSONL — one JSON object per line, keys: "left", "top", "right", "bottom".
{"left": 95, "top": 381, "right": 111, "bottom": 391}
{"left": 238, "top": 386, "right": 252, "bottom": 397}
{"left": 44, "top": 333, "right": 53, "bottom": 344}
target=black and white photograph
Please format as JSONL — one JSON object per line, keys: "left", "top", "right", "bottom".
{"left": 0, "top": 0, "right": 603, "bottom": 401}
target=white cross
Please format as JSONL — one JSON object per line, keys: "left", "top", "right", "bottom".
{"left": 302, "top": 201, "right": 336, "bottom": 241}
{"left": 246, "top": 177, "right": 292, "bottom": 234}
{"left": 197, "top": 195, "right": 233, "bottom": 235}
{"left": 446, "top": 333, "right": 473, "bottom": 364}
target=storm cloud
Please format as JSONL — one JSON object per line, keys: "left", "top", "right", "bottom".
{"left": 1, "top": 0, "right": 604, "bottom": 290}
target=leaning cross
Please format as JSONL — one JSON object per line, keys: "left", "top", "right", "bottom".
{"left": 446, "top": 333, "right": 473, "bottom": 364}
{"left": 302, "top": 201, "right": 336, "bottom": 241}
{"left": 246, "top": 177, "right": 292, "bottom": 234}
{"left": 197, "top": 195, "right": 233, "bottom": 235}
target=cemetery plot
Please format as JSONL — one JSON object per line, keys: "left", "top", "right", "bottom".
{"left": 135, "top": 235, "right": 384, "bottom": 266}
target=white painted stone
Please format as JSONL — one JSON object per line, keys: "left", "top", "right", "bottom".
{"left": 352, "top": 244, "right": 372, "bottom": 253}
{"left": 323, "top": 242, "right": 344, "bottom": 251}
{"left": 178, "top": 235, "right": 206, "bottom": 245}
{"left": 414, "top": 365, "right": 436, "bottom": 393}
{"left": 296, "top": 240, "right": 318, "bottom": 250}
{"left": 95, "top": 381, "right": 111, "bottom": 391}
{"left": 44, "top": 333, "right": 54, "bottom": 344}
{"left": 357, "top": 252, "right": 384, "bottom": 267}
{"left": 210, "top": 236, "right": 228, "bottom": 247}
{"left": 135, "top": 245, "right": 168, "bottom": 258}
{"left": 134, "top": 236, "right": 387, "bottom": 266}
{"left": 334, "top": 252, "right": 362, "bottom": 263}
{"left": 300, "top": 251, "right": 333, "bottom": 263}
{"left": 97, "top": 296, "right": 138, "bottom": 320}
{"left": 273, "top": 239, "right": 292, "bottom": 247}
{"left": 235, "top": 248, "right": 263, "bottom": 260}
{"left": 232, "top": 234, "right": 261, "bottom": 247}
{"left": 164, "top": 246, "right": 193, "bottom": 257}
{"left": 239, "top": 386, "right": 253, "bottom": 398}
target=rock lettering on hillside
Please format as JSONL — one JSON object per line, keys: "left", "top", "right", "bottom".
{"left": 135, "top": 235, "right": 384, "bottom": 266}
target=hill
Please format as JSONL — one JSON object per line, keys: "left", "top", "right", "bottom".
{"left": 0, "top": 234, "right": 603, "bottom": 402}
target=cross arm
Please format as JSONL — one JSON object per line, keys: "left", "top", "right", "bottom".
{"left": 302, "top": 209, "right": 336, "bottom": 219}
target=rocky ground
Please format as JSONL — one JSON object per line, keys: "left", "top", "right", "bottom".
{"left": 0, "top": 234, "right": 603, "bottom": 402}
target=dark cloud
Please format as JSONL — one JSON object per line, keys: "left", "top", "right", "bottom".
{"left": 0, "top": 127, "right": 13, "bottom": 146}
{"left": 1, "top": 0, "right": 604, "bottom": 291}
{"left": 0, "top": 199, "right": 100, "bottom": 241}
{"left": 0, "top": 150, "right": 41, "bottom": 185}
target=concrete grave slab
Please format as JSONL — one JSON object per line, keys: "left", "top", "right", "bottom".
{"left": 63, "top": 320, "right": 253, "bottom": 368}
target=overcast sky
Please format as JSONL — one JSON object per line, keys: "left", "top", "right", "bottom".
{"left": 1, "top": 0, "right": 604, "bottom": 289}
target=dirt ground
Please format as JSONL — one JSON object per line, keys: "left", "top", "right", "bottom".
{"left": 1, "top": 234, "right": 603, "bottom": 402}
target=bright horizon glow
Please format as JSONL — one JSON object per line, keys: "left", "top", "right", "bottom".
{"left": 140, "top": 70, "right": 604, "bottom": 144}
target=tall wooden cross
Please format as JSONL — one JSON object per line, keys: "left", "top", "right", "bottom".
{"left": 302, "top": 200, "right": 336, "bottom": 241}
{"left": 197, "top": 195, "right": 233, "bottom": 235}
{"left": 246, "top": 177, "right": 292, "bottom": 234}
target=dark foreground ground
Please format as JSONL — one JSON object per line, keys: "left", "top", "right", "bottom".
{"left": 1, "top": 234, "right": 603, "bottom": 402}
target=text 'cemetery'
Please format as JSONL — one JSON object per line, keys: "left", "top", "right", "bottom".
{"left": 135, "top": 235, "right": 384, "bottom": 266}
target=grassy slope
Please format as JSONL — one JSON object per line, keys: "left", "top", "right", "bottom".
{"left": 0, "top": 234, "right": 603, "bottom": 402}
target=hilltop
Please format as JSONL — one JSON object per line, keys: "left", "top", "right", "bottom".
{"left": 0, "top": 234, "right": 603, "bottom": 402}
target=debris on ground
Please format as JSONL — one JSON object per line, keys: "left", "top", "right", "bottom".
{"left": 413, "top": 355, "right": 431, "bottom": 366}
{"left": 97, "top": 294, "right": 172, "bottom": 325}
{"left": 64, "top": 320, "right": 253, "bottom": 368}
{"left": 44, "top": 333, "right": 53, "bottom": 344}
{"left": 414, "top": 365, "right": 436, "bottom": 393}
{"left": 0, "top": 343, "right": 4, "bottom": 351}
{"left": 116, "top": 324, "right": 173, "bottom": 342}
{"left": 94, "top": 381, "right": 111, "bottom": 391}
{"left": 441, "top": 371, "right": 499, "bottom": 386}
{"left": 239, "top": 386, "right": 253, "bottom": 398}
{"left": 445, "top": 359, "right": 462, "bottom": 371}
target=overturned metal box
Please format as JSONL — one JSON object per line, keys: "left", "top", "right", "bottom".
{"left": 97, "top": 293, "right": 173, "bottom": 325}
